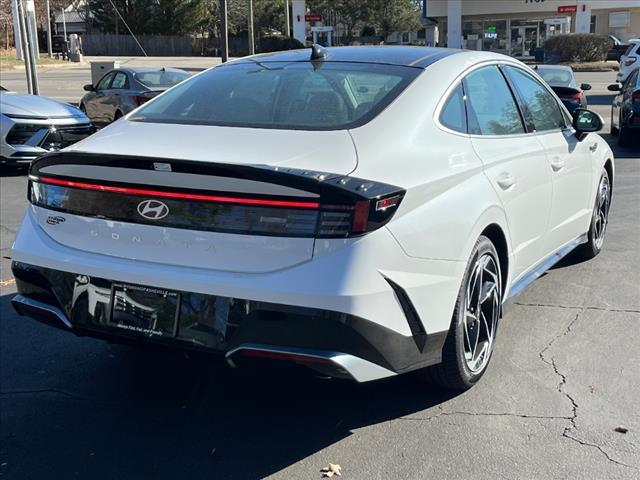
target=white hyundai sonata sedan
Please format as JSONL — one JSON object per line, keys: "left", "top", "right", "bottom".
{"left": 11, "top": 46, "right": 613, "bottom": 390}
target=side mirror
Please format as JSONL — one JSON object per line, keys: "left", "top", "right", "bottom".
{"left": 83, "top": 84, "right": 95, "bottom": 92}
{"left": 580, "top": 83, "right": 592, "bottom": 91}
{"left": 607, "top": 83, "right": 622, "bottom": 92}
{"left": 572, "top": 108, "right": 603, "bottom": 141}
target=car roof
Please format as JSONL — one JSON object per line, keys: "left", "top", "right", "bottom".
{"left": 232, "top": 46, "right": 465, "bottom": 69}
{"left": 118, "top": 67, "right": 188, "bottom": 74}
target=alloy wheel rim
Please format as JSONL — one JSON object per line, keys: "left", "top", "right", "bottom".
{"left": 593, "top": 176, "right": 610, "bottom": 250}
{"left": 462, "top": 253, "right": 501, "bottom": 374}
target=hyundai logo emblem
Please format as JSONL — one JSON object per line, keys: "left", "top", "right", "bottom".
{"left": 137, "top": 200, "right": 169, "bottom": 220}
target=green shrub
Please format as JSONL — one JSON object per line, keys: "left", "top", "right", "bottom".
{"left": 257, "top": 35, "right": 305, "bottom": 53}
{"left": 543, "top": 34, "right": 610, "bottom": 62}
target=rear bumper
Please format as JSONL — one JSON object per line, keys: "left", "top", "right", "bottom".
{"left": 10, "top": 207, "right": 466, "bottom": 381}
{"left": 11, "top": 261, "right": 448, "bottom": 382}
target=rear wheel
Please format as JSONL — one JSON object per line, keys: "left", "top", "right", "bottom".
{"left": 113, "top": 110, "right": 123, "bottom": 122}
{"left": 577, "top": 169, "right": 611, "bottom": 259}
{"left": 619, "top": 125, "right": 632, "bottom": 147}
{"left": 421, "top": 236, "right": 502, "bottom": 390}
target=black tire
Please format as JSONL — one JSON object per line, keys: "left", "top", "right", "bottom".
{"left": 618, "top": 125, "right": 632, "bottom": 147}
{"left": 113, "top": 110, "right": 123, "bottom": 121}
{"left": 421, "top": 236, "right": 502, "bottom": 390}
{"left": 577, "top": 169, "right": 611, "bottom": 260}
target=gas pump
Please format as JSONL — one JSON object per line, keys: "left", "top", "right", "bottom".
{"left": 311, "top": 26, "right": 333, "bottom": 47}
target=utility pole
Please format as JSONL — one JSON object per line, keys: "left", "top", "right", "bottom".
{"left": 24, "top": 0, "right": 39, "bottom": 94}
{"left": 16, "top": 0, "right": 38, "bottom": 94}
{"left": 219, "top": 0, "right": 228, "bottom": 62}
{"left": 61, "top": 7, "right": 67, "bottom": 41}
{"left": 45, "top": 0, "right": 53, "bottom": 57}
{"left": 247, "top": 0, "right": 255, "bottom": 55}
{"left": 284, "top": 0, "right": 290, "bottom": 37}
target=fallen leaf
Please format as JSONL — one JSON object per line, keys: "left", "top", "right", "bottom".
{"left": 320, "top": 463, "right": 342, "bottom": 477}
{"left": 614, "top": 426, "right": 628, "bottom": 434}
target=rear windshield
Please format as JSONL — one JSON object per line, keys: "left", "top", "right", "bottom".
{"left": 536, "top": 68, "right": 576, "bottom": 87}
{"left": 134, "top": 71, "right": 190, "bottom": 88}
{"left": 130, "top": 61, "right": 420, "bottom": 130}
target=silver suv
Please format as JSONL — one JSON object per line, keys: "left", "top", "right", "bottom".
{"left": 1, "top": 87, "right": 94, "bottom": 167}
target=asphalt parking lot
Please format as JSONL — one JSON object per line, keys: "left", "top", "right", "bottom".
{"left": 0, "top": 69, "right": 639, "bottom": 479}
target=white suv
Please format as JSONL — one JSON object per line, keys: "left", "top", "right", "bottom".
{"left": 617, "top": 41, "right": 639, "bottom": 83}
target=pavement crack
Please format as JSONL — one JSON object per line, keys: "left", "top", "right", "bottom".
{"left": 515, "top": 302, "right": 640, "bottom": 314}
{"left": 538, "top": 310, "right": 638, "bottom": 470}
{"left": 400, "top": 411, "right": 572, "bottom": 422}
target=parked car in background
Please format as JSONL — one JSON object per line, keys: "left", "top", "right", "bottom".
{"left": 1, "top": 87, "right": 94, "bottom": 168}
{"left": 617, "top": 41, "right": 640, "bottom": 83}
{"left": 607, "top": 35, "right": 639, "bottom": 62}
{"left": 534, "top": 65, "right": 590, "bottom": 113}
{"left": 11, "top": 47, "right": 613, "bottom": 391}
{"left": 79, "top": 67, "right": 190, "bottom": 127}
{"left": 609, "top": 67, "right": 640, "bottom": 147}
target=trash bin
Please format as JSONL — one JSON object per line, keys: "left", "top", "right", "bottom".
{"left": 532, "top": 47, "right": 545, "bottom": 63}
{"left": 90, "top": 61, "right": 120, "bottom": 86}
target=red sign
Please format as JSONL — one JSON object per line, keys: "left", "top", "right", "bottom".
{"left": 305, "top": 14, "right": 322, "bottom": 22}
{"left": 558, "top": 5, "right": 577, "bottom": 13}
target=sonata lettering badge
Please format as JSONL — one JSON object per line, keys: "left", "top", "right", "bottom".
{"left": 137, "top": 200, "right": 169, "bottom": 220}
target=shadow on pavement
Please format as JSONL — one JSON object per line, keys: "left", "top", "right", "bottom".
{"left": 0, "top": 293, "right": 460, "bottom": 479}
{"left": 0, "top": 165, "right": 29, "bottom": 177}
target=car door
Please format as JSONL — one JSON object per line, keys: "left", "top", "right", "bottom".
{"left": 87, "top": 71, "right": 115, "bottom": 125}
{"left": 84, "top": 72, "right": 115, "bottom": 123}
{"left": 620, "top": 69, "right": 639, "bottom": 130}
{"left": 108, "top": 71, "right": 130, "bottom": 121}
{"left": 503, "top": 65, "right": 593, "bottom": 256}
{"left": 463, "top": 65, "right": 553, "bottom": 281}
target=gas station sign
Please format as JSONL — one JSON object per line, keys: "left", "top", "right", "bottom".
{"left": 558, "top": 5, "right": 578, "bottom": 14}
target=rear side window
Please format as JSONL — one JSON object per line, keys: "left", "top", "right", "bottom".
{"left": 505, "top": 66, "right": 565, "bottom": 132}
{"left": 463, "top": 66, "right": 525, "bottom": 135}
{"left": 131, "top": 62, "right": 420, "bottom": 130}
{"left": 439, "top": 84, "right": 467, "bottom": 133}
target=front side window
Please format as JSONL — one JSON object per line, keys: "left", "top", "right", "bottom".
{"left": 111, "top": 72, "right": 128, "bottom": 89}
{"left": 463, "top": 65, "right": 525, "bottom": 135}
{"left": 96, "top": 72, "right": 115, "bottom": 90}
{"left": 439, "top": 83, "right": 467, "bottom": 133}
{"left": 505, "top": 66, "right": 565, "bottom": 132}
{"left": 130, "top": 62, "right": 420, "bottom": 130}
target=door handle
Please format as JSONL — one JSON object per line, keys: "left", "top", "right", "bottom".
{"left": 496, "top": 172, "right": 516, "bottom": 190}
{"left": 589, "top": 143, "right": 598, "bottom": 153}
{"left": 550, "top": 157, "right": 565, "bottom": 172}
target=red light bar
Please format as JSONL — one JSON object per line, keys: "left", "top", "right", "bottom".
{"left": 238, "top": 349, "right": 331, "bottom": 365}
{"left": 36, "top": 176, "right": 320, "bottom": 209}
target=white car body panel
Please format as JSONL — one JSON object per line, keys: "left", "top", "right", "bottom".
{"left": 65, "top": 120, "right": 358, "bottom": 176}
{"left": 11, "top": 48, "right": 615, "bottom": 382}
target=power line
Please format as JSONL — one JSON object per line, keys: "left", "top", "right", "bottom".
{"left": 107, "top": 0, "right": 148, "bottom": 56}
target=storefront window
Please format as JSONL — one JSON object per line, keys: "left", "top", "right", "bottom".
{"left": 483, "top": 21, "right": 507, "bottom": 52}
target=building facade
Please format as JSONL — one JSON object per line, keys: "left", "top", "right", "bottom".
{"left": 426, "top": 0, "right": 640, "bottom": 58}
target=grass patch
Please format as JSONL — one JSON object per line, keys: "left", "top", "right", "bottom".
{"left": 0, "top": 50, "right": 70, "bottom": 70}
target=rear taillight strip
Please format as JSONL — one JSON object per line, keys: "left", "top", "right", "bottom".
{"left": 35, "top": 176, "right": 320, "bottom": 209}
